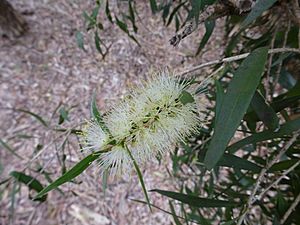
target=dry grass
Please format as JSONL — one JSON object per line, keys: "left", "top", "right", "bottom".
{"left": 0, "top": 1, "right": 225, "bottom": 224}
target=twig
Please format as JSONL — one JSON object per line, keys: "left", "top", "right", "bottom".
{"left": 169, "top": 0, "right": 256, "bottom": 46}
{"left": 237, "top": 130, "right": 300, "bottom": 225}
{"left": 170, "top": 4, "right": 228, "bottom": 46}
{"left": 265, "top": 25, "right": 278, "bottom": 101}
{"left": 177, "top": 48, "right": 300, "bottom": 77}
{"left": 258, "top": 160, "right": 300, "bottom": 200}
{"left": 281, "top": 192, "right": 300, "bottom": 224}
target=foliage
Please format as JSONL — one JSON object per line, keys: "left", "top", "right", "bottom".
{"left": 1, "top": 0, "right": 299, "bottom": 224}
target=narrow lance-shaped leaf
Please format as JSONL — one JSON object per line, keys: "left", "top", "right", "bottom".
{"left": 34, "top": 151, "right": 101, "bottom": 200}
{"left": 241, "top": 0, "right": 278, "bottom": 28}
{"left": 169, "top": 201, "right": 183, "bottom": 225}
{"left": 244, "top": 79, "right": 300, "bottom": 121}
{"left": 90, "top": 5, "right": 100, "bottom": 21}
{"left": 10, "top": 171, "right": 47, "bottom": 202}
{"left": 196, "top": 20, "right": 215, "bottom": 55}
{"left": 215, "top": 80, "right": 225, "bottom": 123}
{"left": 76, "top": 31, "right": 85, "bottom": 51}
{"left": 94, "top": 31, "right": 104, "bottom": 55}
{"left": 58, "top": 107, "right": 69, "bottom": 125}
{"left": 247, "top": 91, "right": 280, "bottom": 131}
{"left": 105, "top": 0, "right": 113, "bottom": 23}
{"left": 204, "top": 47, "right": 268, "bottom": 169}
{"left": 115, "top": 16, "right": 140, "bottom": 46}
{"left": 190, "top": 0, "right": 201, "bottom": 24}
{"left": 227, "top": 118, "right": 300, "bottom": 153}
{"left": 217, "top": 154, "right": 262, "bottom": 173}
{"left": 131, "top": 199, "right": 201, "bottom": 224}
{"left": 18, "top": 109, "right": 48, "bottom": 127}
{"left": 151, "top": 189, "right": 240, "bottom": 208}
{"left": 270, "top": 159, "right": 299, "bottom": 172}
{"left": 0, "top": 138, "right": 24, "bottom": 159}
{"left": 149, "top": 0, "right": 158, "bottom": 14}
{"left": 124, "top": 145, "right": 152, "bottom": 212}
{"left": 91, "top": 92, "right": 112, "bottom": 137}
{"left": 166, "top": 1, "right": 187, "bottom": 27}
{"left": 128, "top": 0, "right": 138, "bottom": 33}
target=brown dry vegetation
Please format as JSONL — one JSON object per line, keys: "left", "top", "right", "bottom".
{"left": 0, "top": 1, "right": 225, "bottom": 224}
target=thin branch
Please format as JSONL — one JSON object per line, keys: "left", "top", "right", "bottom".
{"left": 177, "top": 48, "right": 300, "bottom": 77}
{"left": 237, "top": 130, "right": 300, "bottom": 225}
{"left": 169, "top": 4, "right": 228, "bottom": 46}
{"left": 169, "top": 0, "right": 255, "bottom": 46}
{"left": 265, "top": 25, "right": 278, "bottom": 101}
{"left": 258, "top": 160, "right": 300, "bottom": 200}
{"left": 281, "top": 192, "right": 300, "bottom": 224}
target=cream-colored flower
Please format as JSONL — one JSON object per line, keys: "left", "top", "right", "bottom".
{"left": 98, "top": 146, "right": 133, "bottom": 178}
{"left": 81, "top": 120, "right": 109, "bottom": 152}
{"left": 83, "top": 72, "right": 205, "bottom": 178}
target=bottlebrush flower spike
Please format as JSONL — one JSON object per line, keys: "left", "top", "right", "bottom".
{"left": 81, "top": 120, "right": 109, "bottom": 152}
{"left": 83, "top": 71, "right": 206, "bottom": 178}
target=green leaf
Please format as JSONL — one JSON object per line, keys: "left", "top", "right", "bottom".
{"left": 105, "top": 0, "right": 113, "bottom": 23}
{"left": 196, "top": 20, "right": 215, "bottom": 55}
{"left": 131, "top": 199, "right": 201, "bottom": 224}
{"left": 162, "top": 3, "right": 171, "bottom": 24}
{"left": 241, "top": 0, "right": 278, "bottom": 28}
{"left": 115, "top": 16, "right": 140, "bottom": 46}
{"left": 125, "top": 145, "right": 152, "bottom": 211}
{"left": 152, "top": 189, "right": 240, "bottom": 208}
{"left": 18, "top": 109, "right": 48, "bottom": 127}
{"left": 175, "top": 15, "right": 180, "bottom": 32}
{"left": 190, "top": 0, "right": 201, "bottom": 25}
{"left": 248, "top": 91, "right": 280, "bottom": 131}
{"left": 91, "top": 5, "right": 100, "bottom": 22}
{"left": 91, "top": 92, "right": 112, "bottom": 137}
{"left": 244, "top": 95, "right": 300, "bottom": 124}
{"left": 269, "top": 159, "right": 299, "bottom": 172}
{"left": 215, "top": 80, "right": 225, "bottom": 122}
{"left": 227, "top": 118, "right": 300, "bottom": 153}
{"left": 169, "top": 201, "right": 183, "bottom": 225}
{"left": 285, "top": 80, "right": 300, "bottom": 97}
{"left": 82, "top": 13, "right": 91, "bottom": 23}
{"left": 75, "top": 31, "right": 85, "bottom": 51}
{"left": 179, "top": 90, "right": 195, "bottom": 105}
{"left": 279, "top": 69, "right": 297, "bottom": 90}
{"left": 94, "top": 31, "right": 104, "bottom": 55}
{"left": 58, "top": 107, "right": 69, "bottom": 125}
{"left": 128, "top": 0, "right": 138, "bottom": 33}
{"left": 10, "top": 171, "right": 47, "bottom": 202}
{"left": 204, "top": 47, "right": 268, "bottom": 169}
{"left": 149, "top": 0, "right": 158, "bottom": 14}
{"left": 83, "top": 5, "right": 100, "bottom": 30}
{"left": 0, "top": 138, "right": 24, "bottom": 159}
{"left": 217, "top": 154, "right": 262, "bottom": 173}
{"left": 115, "top": 16, "right": 128, "bottom": 32}
{"left": 34, "top": 152, "right": 101, "bottom": 200}
{"left": 271, "top": 52, "right": 292, "bottom": 67}
{"left": 166, "top": 1, "right": 187, "bottom": 27}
